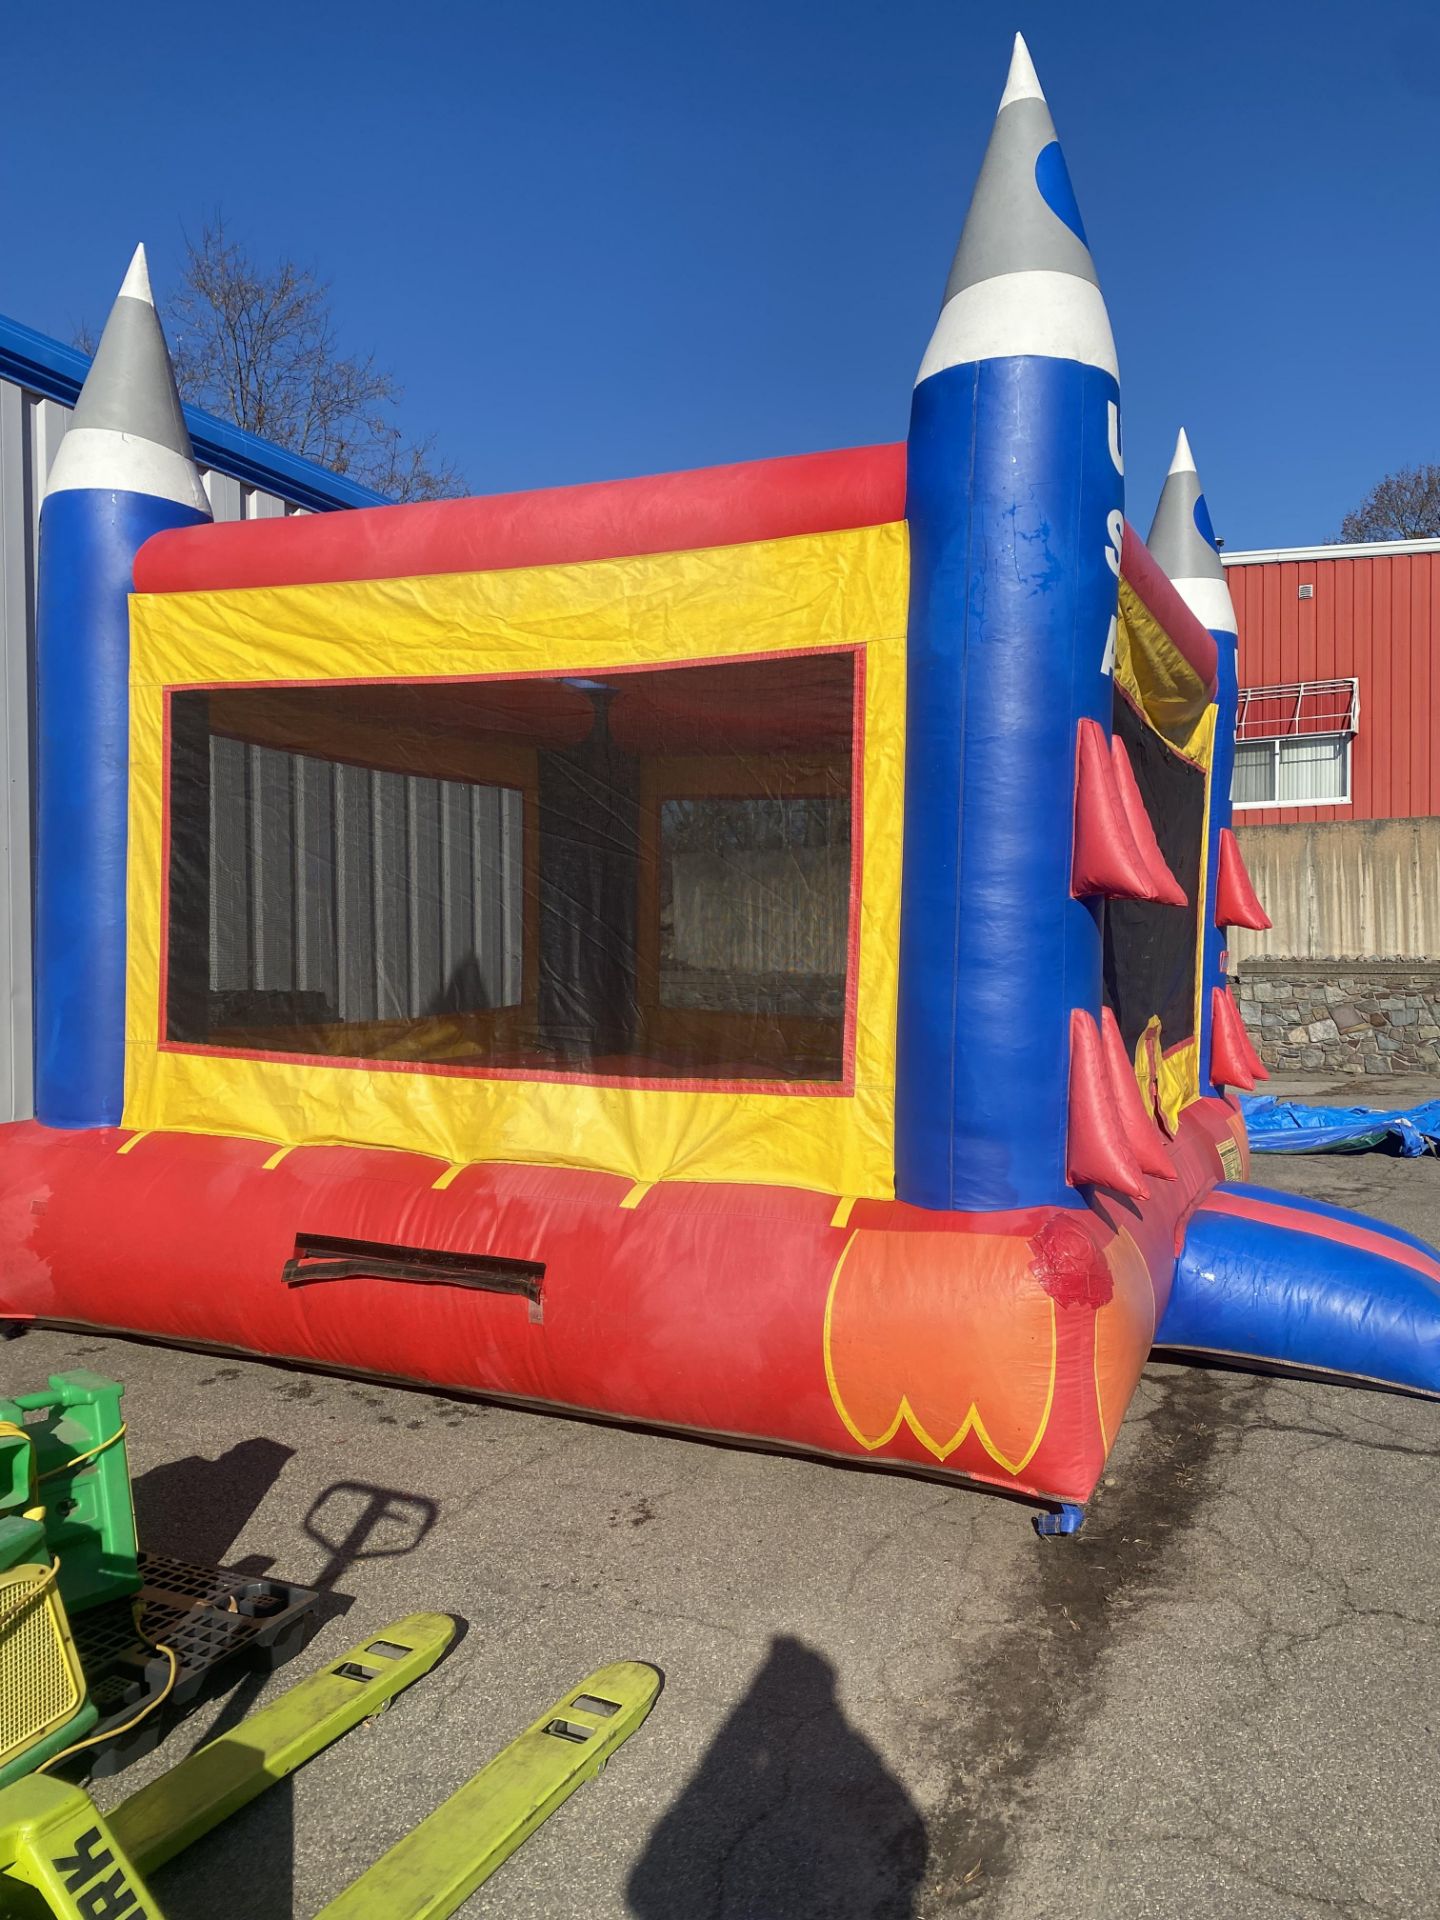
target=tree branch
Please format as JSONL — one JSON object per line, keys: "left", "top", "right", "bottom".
{"left": 162, "top": 215, "right": 464, "bottom": 501}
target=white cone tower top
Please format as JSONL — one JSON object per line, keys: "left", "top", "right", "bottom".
{"left": 1168, "top": 426, "right": 1202, "bottom": 476}
{"left": 1147, "top": 428, "right": 1236, "bottom": 635}
{"left": 997, "top": 31, "right": 1043, "bottom": 108}
{"left": 917, "top": 34, "right": 1118, "bottom": 384}
{"left": 45, "top": 244, "right": 211, "bottom": 515}
{"left": 117, "top": 242, "right": 154, "bottom": 306}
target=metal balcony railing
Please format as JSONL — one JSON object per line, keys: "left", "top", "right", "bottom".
{"left": 1235, "top": 677, "right": 1359, "bottom": 741}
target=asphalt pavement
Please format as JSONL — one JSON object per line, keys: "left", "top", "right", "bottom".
{"left": 6, "top": 1100, "right": 1438, "bottom": 1919}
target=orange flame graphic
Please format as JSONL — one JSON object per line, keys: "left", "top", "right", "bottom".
{"left": 823, "top": 1228, "right": 1058, "bottom": 1476}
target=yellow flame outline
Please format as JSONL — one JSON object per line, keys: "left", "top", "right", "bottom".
{"left": 822, "top": 1231, "right": 1057, "bottom": 1478}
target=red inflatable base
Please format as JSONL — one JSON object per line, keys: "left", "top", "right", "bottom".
{"left": 0, "top": 1103, "right": 1245, "bottom": 1508}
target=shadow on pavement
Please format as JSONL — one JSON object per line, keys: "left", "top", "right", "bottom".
{"left": 628, "top": 1634, "right": 928, "bottom": 1919}
{"left": 152, "top": 1770, "right": 303, "bottom": 1920}
{"left": 303, "top": 1479, "right": 439, "bottom": 1591}
{"left": 183, "top": 1477, "right": 442, "bottom": 1758}
{"left": 155, "top": 1476, "right": 443, "bottom": 1920}
{"left": 131, "top": 1435, "right": 295, "bottom": 1572}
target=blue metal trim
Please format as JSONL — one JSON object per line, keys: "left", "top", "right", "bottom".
{"left": 0, "top": 311, "right": 390, "bottom": 515}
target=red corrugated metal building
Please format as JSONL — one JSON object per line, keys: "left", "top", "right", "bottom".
{"left": 1223, "top": 539, "right": 1440, "bottom": 825}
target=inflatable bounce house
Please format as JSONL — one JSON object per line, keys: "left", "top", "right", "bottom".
{"left": 3, "top": 38, "right": 1437, "bottom": 1530}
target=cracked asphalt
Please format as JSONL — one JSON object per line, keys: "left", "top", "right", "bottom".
{"left": 6, "top": 1127, "right": 1438, "bottom": 1918}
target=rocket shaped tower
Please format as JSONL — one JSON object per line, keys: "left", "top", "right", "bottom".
{"left": 1146, "top": 431, "right": 1234, "bottom": 637}
{"left": 896, "top": 36, "right": 1124, "bottom": 1210}
{"left": 1146, "top": 430, "right": 1267, "bottom": 1096}
{"left": 33, "top": 247, "right": 211, "bottom": 1129}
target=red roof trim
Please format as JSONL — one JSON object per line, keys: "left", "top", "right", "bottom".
{"left": 134, "top": 443, "right": 908, "bottom": 595}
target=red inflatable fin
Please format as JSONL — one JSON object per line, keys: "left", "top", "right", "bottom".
{"left": 1228, "top": 985, "right": 1269, "bottom": 1083}
{"left": 1099, "top": 1006, "right": 1176, "bottom": 1180}
{"left": 1109, "top": 736, "right": 1188, "bottom": 907}
{"left": 1215, "top": 827, "right": 1272, "bottom": 930}
{"left": 1210, "top": 985, "right": 1269, "bottom": 1089}
{"left": 1067, "top": 1008, "right": 1149, "bottom": 1198}
{"left": 1072, "top": 719, "right": 1154, "bottom": 901}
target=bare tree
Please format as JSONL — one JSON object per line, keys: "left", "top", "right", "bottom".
{"left": 81, "top": 218, "right": 464, "bottom": 502}
{"left": 1338, "top": 465, "right": 1440, "bottom": 542}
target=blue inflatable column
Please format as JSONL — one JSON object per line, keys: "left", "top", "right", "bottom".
{"left": 896, "top": 36, "right": 1124, "bottom": 1211}
{"left": 33, "top": 245, "right": 211, "bottom": 1128}
{"left": 1146, "top": 430, "right": 1238, "bottom": 1101}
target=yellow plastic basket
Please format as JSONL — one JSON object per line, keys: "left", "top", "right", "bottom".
{"left": 0, "top": 1557, "right": 87, "bottom": 1777}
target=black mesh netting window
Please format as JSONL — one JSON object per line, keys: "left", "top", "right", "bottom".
{"left": 165, "top": 651, "right": 857, "bottom": 1082}
{"left": 1102, "top": 693, "right": 1206, "bottom": 1054}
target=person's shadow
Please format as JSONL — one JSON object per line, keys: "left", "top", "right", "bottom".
{"left": 628, "top": 1636, "right": 928, "bottom": 1919}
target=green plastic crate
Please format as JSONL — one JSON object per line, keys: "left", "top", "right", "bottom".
{"left": 0, "top": 1426, "right": 34, "bottom": 1520}
{"left": 0, "top": 1375, "right": 138, "bottom": 1617}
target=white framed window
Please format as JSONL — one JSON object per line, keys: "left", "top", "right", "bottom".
{"left": 1233, "top": 733, "right": 1350, "bottom": 808}
{"left": 1232, "top": 678, "right": 1357, "bottom": 810}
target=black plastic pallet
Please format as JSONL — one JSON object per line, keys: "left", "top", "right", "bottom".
{"left": 70, "top": 1550, "right": 321, "bottom": 1777}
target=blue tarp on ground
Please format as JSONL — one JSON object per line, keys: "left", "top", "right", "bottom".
{"left": 1242, "top": 1095, "right": 1440, "bottom": 1156}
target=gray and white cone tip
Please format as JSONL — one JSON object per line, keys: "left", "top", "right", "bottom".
{"left": 1168, "top": 426, "right": 1197, "bottom": 476}
{"left": 45, "top": 244, "right": 211, "bottom": 515}
{"left": 917, "top": 34, "right": 1117, "bottom": 385}
{"left": 117, "top": 242, "right": 154, "bottom": 305}
{"left": 1146, "top": 428, "right": 1236, "bottom": 635}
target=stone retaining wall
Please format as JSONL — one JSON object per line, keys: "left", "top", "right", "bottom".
{"left": 1233, "top": 961, "right": 1440, "bottom": 1074}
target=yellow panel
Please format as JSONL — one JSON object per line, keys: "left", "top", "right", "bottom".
{"left": 1157, "top": 1037, "right": 1199, "bottom": 1134}
{"left": 1115, "top": 575, "right": 1212, "bottom": 749}
{"left": 125, "top": 522, "right": 909, "bottom": 1199}
{"left": 1115, "top": 584, "right": 1218, "bottom": 1123}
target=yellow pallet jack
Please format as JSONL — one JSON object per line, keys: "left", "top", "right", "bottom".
{"left": 0, "top": 1612, "right": 659, "bottom": 1918}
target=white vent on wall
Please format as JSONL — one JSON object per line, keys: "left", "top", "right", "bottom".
{"left": 1298, "top": 583, "right": 1314, "bottom": 599}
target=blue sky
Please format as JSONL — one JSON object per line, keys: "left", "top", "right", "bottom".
{"left": 4, "top": 1, "right": 1436, "bottom": 547}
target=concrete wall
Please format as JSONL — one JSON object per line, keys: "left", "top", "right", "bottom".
{"left": 1232, "top": 819, "right": 1440, "bottom": 963}
{"left": 1231, "top": 819, "right": 1440, "bottom": 1073}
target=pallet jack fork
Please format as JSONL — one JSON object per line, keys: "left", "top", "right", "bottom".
{"left": 0, "top": 1612, "right": 659, "bottom": 1918}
